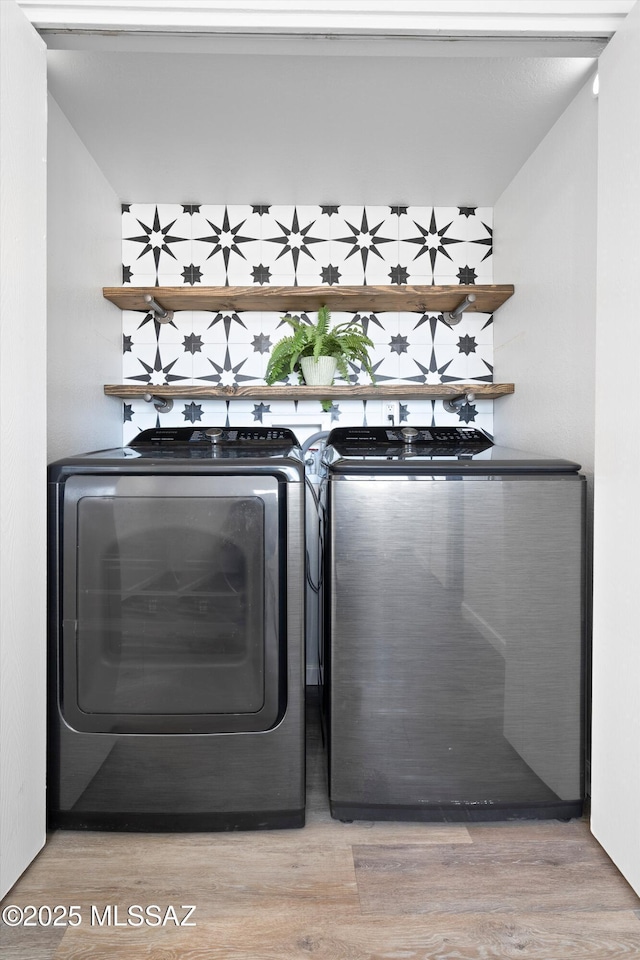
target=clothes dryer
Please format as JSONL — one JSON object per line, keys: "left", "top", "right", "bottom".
{"left": 48, "top": 426, "right": 305, "bottom": 831}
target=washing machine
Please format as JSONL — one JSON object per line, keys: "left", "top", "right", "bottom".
{"left": 322, "top": 425, "right": 586, "bottom": 822}
{"left": 48, "top": 426, "right": 305, "bottom": 831}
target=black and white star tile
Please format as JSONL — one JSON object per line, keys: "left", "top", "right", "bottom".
{"left": 120, "top": 204, "right": 494, "bottom": 443}
{"left": 122, "top": 204, "right": 492, "bottom": 287}
{"left": 398, "top": 207, "right": 493, "bottom": 284}
{"left": 122, "top": 204, "right": 193, "bottom": 283}
{"left": 190, "top": 206, "right": 263, "bottom": 286}
{"left": 121, "top": 393, "right": 494, "bottom": 446}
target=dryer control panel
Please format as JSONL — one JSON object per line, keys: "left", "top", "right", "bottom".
{"left": 131, "top": 427, "right": 299, "bottom": 446}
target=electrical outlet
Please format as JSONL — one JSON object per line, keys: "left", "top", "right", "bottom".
{"left": 384, "top": 402, "right": 399, "bottom": 426}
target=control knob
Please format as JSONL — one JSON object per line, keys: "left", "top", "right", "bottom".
{"left": 205, "top": 428, "right": 224, "bottom": 443}
{"left": 401, "top": 427, "right": 419, "bottom": 443}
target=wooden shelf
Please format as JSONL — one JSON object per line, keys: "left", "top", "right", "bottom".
{"left": 103, "top": 284, "right": 514, "bottom": 315}
{"left": 104, "top": 284, "right": 515, "bottom": 406}
{"left": 104, "top": 383, "right": 514, "bottom": 402}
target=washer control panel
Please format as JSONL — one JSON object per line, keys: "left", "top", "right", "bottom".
{"left": 386, "top": 427, "right": 489, "bottom": 444}
{"left": 326, "top": 425, "right": 494, "bottom": 459}
{"left": 329, "top": 426, "right": 492, "bottom": 445}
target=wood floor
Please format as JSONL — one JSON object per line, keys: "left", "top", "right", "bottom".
{"left": 2, "top": 693, "right": 639, "bottom": 960}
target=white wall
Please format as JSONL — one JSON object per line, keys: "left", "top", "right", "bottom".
{"left": 47, "top": 94, "right": 121, "bottom": 461}
{"left": 591, "top": 0, "right": 640, "bottom": 895}
{"left": 0, "top": 0, "right": 47, "bottom": 898}
{"left": 491, "top": 72, "right": 598, "bottom": 813}
{"left": 492, "top": 77, "right": 598, "bottom": 476}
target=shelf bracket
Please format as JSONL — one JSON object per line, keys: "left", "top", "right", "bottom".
{"left": 443, "top": 391, "right": 476, "bottom": 414}
{"left": 443, "top": 292, "right": 476, "bottom": 326}
{"left": 143, "top": 294, "right": 174, "bottom": 324}
{"left": 143, "top": 392, "right": 174, "bottom": 413}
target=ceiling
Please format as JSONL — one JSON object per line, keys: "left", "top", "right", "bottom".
{"left": 46, "top": 48, "right": 597, "bottom": 206}
{"left": 37, "top": 1, "right": 630, "bottom": 206}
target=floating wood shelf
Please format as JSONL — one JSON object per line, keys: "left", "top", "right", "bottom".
{"left": 104, "top": 383, "right": 514, "bottom": 402}
{"left": 103, "top": 284, "right": 514, "bottom": 315}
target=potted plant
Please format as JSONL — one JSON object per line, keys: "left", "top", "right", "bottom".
{"left": 265, "top": 305, "right": 375, "bottom": 387}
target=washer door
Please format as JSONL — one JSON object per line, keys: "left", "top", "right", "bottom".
{"left": 60, "top": 475, "right": 285, "bottom": 734}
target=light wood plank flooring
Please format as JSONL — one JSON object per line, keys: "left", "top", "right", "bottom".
{"left": 2, "top": 692, "right": 639, "bottom": 960}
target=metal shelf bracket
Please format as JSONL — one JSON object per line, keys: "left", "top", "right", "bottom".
{"left": 143, "top": 294, "right": 174, "bottom": 324}
{"left": 143, "top": 392, "right": 174, "bottom": 413}
{"left": 443, "top": 292, "right": 476, "bottom": 326}
{"left": 443, "top": 390, "right": 476, "bottom": 414}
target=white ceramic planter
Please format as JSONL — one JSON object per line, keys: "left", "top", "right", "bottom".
{"left": 300, "top": 356, "right": 338, "bottom": 386}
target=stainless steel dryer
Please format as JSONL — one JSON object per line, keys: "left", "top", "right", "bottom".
{"left": 322, "top": 425, "right": 586, "bottom": 822}
{"left": 48, "top": 426, "right": 305, "bottom": 831}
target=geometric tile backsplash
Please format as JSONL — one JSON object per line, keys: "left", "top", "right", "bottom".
{"left": 121, "top": 204, "right": 494, "bottom": 443}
